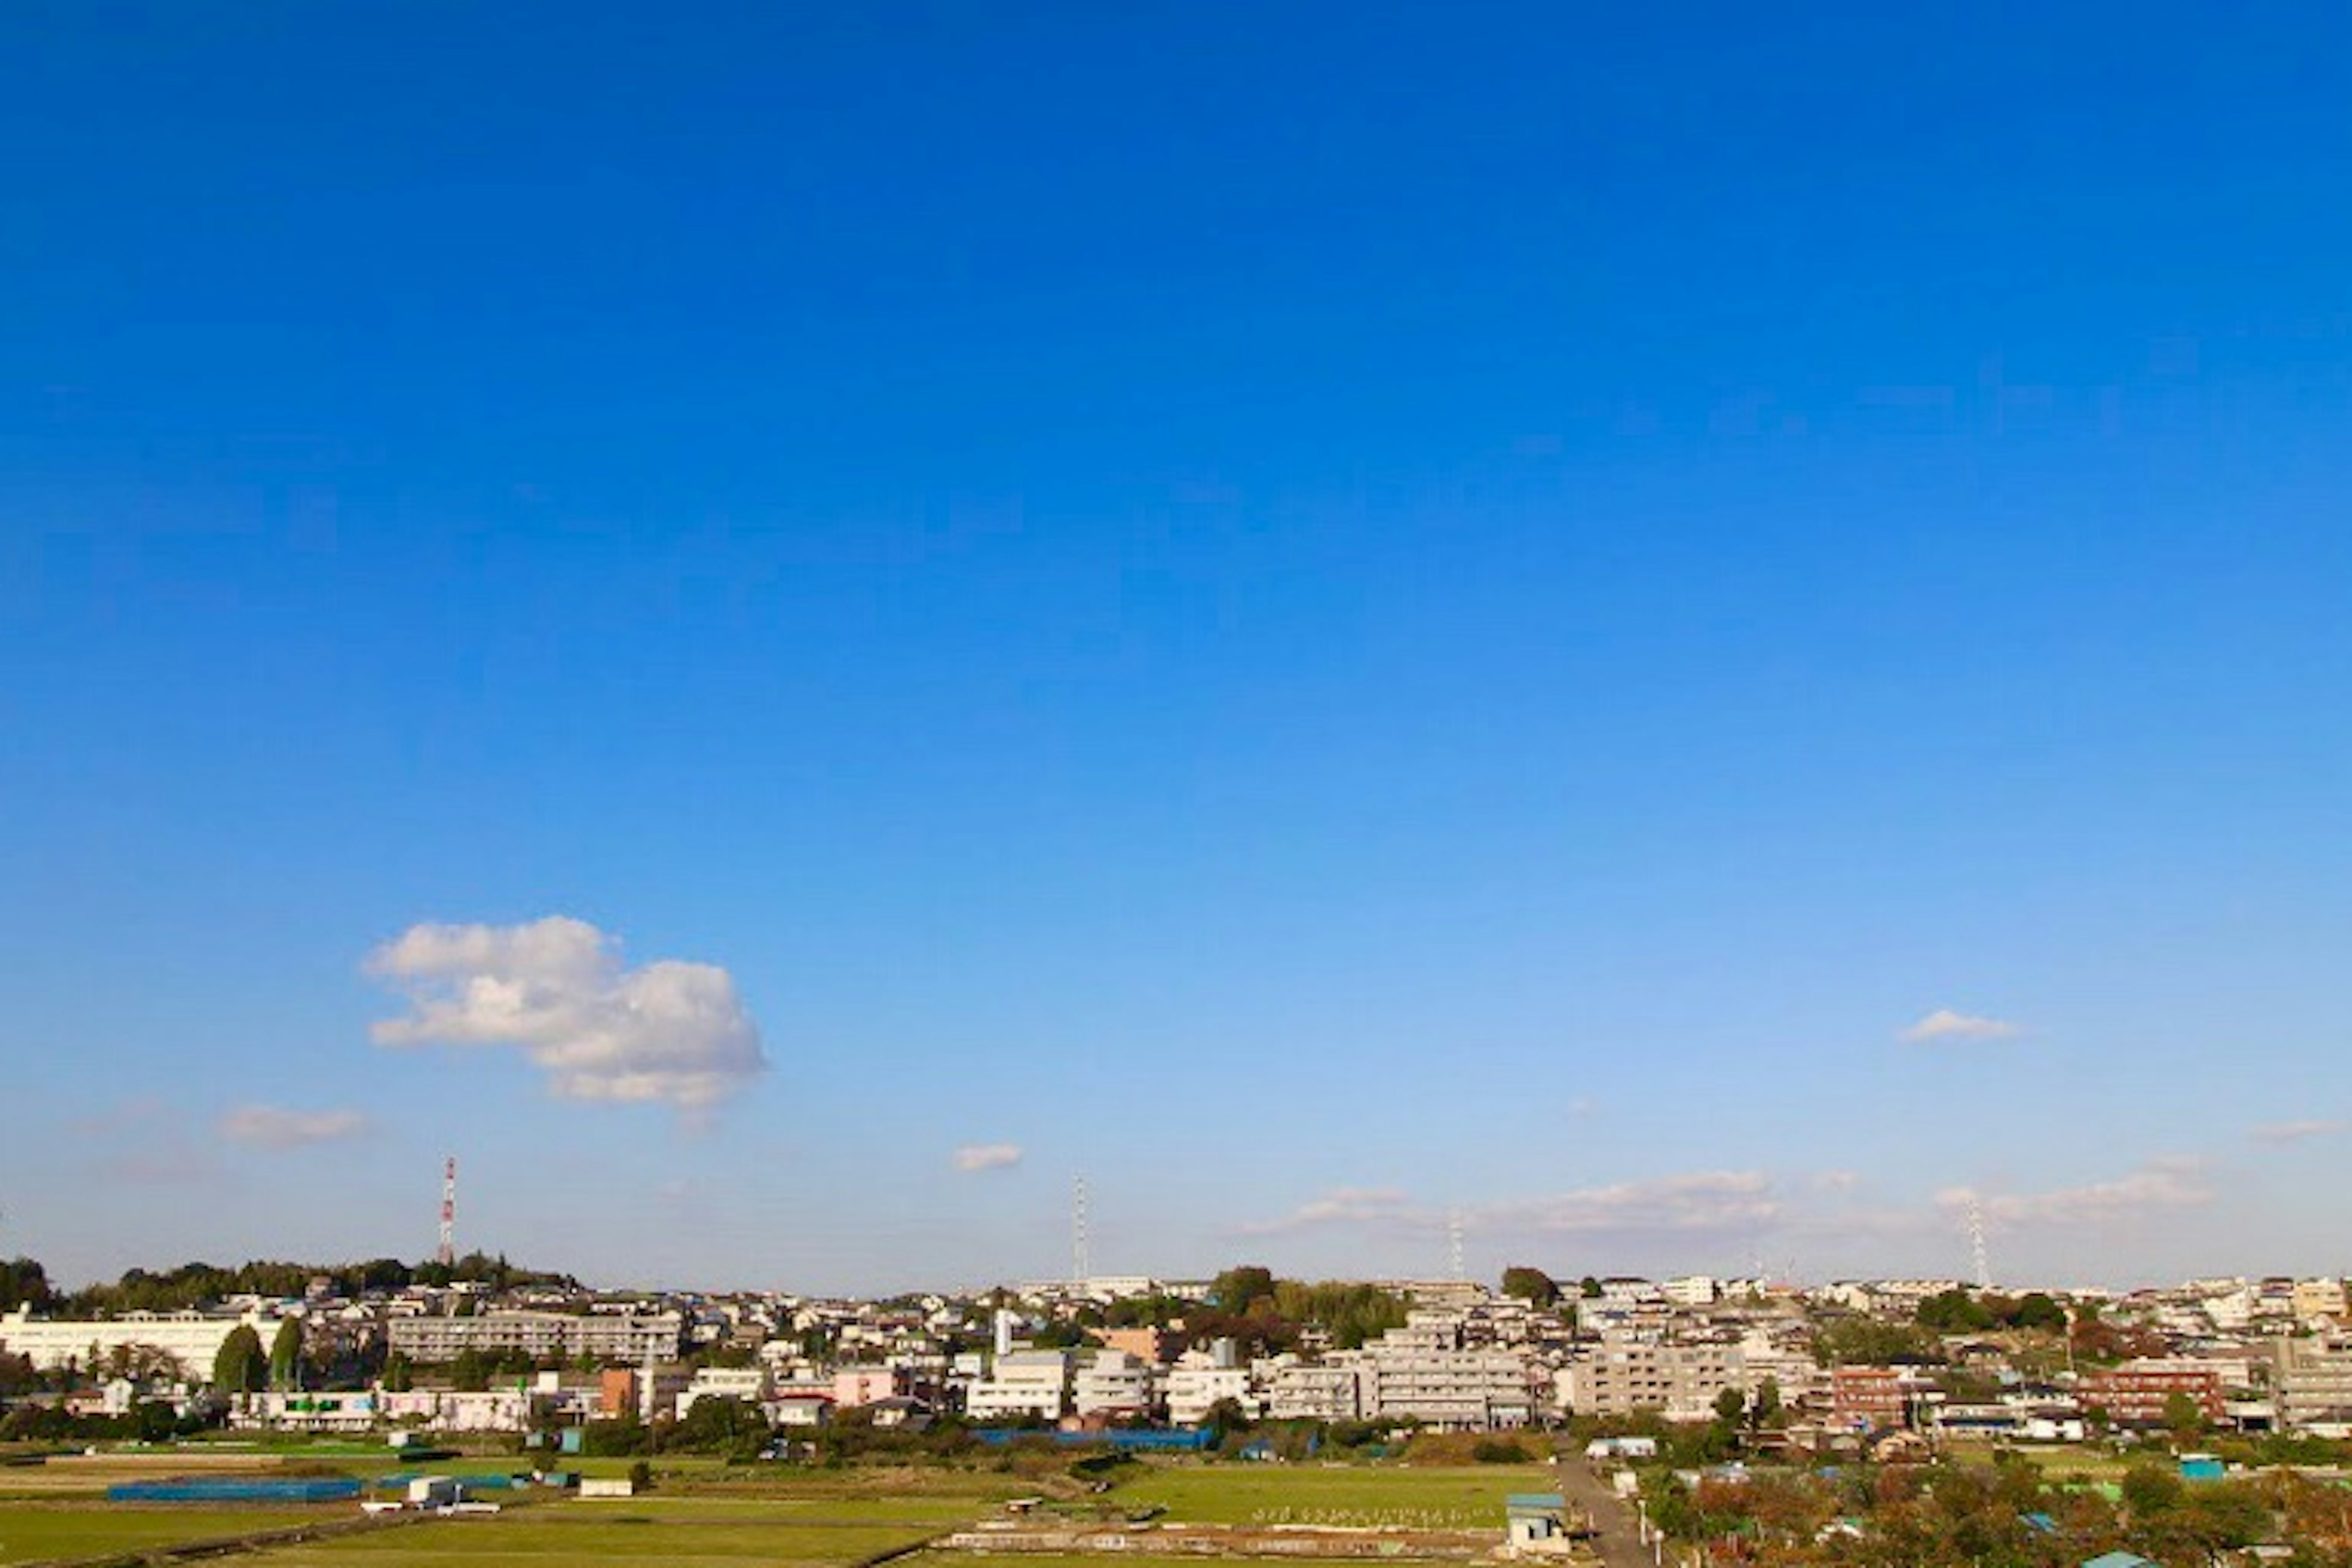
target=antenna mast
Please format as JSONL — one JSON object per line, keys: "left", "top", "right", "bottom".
{"left": 1447, "top": 1208, "right": 1466, "bottom": 1283}
{"left": 439, "top": 1156, "right": 458, "bottom": 1267}
{"left": 1967, "top": 1196, "right": 1991, "bottom": 1291}
{"left": 1071, "top": 1175, "right": 1090, "bottom": 1286}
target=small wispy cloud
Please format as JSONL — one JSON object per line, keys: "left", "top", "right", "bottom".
{"left": 2250, "top": 1119, "right": 2346, "bottom": 1146}
{"left": 1938, "top": 1156, "right": 2211, "bottom": 1229}
{"left": 219, "top": 1104, "right": 368, "bottom": 1151}
{"left": 1237, "top": 1173, "right": 1778, "bottom": 1241}
{"left": 1901, "top": 1008, "right": 2022, "bottom": 1044}
{"left": 953, "top": 1143, "right": 1024, "bottom": 1173}
{"left": 1235, "top": 1186, "right": 1416, "bottom": 1237}
{"left": 1813, "top": 1169, "right": 1863, "bottom": 1193}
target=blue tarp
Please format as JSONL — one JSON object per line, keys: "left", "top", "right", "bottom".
{"left": 109, "top": 1477, "right": 362, "bottom": 1503}
{"left": 971, "top": 1427, "right": 1216, "bottom": 1450}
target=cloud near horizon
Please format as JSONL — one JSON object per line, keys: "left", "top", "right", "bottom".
{"left": 366, "top": 916, "right": 767, "bottom": 1113}
{"left": 1237, "top": 1172, "right": 1779, "bottom": 1241}
{"left": 1938, "top": 1156, "right": 2212, "bottom": 1229}
{"left": 1901, "top": 1008, "right": 2022, "bottom": 1044}
{"left": 953, "top": 1143, "right": 1024, "bottom": 1172}
{"left": 219, "top": 1104, "right": 368, "bottom": 1150}
{"left": 2250, "top": 1119, "right": 2346, "bottom": 1145}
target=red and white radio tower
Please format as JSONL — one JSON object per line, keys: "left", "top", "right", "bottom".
{"left": 437, "top": 1157, "right": 457, "bottom": 1267}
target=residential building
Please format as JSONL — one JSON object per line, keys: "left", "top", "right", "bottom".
{"left": 2272, "top": 1336, "right": 2352, "bottom": 1432}
{"left": 1164, "top": 1364, "right": 1259, "bottom": 1426}
{"left": 386, "top": 1311, "right": 682, "bottom": 1365}
{"left": 2078, "top": 1359, "right": 2226, "bottom": 1427}
{"left": 0, "top": 1307, "right": 286, "bottom": 1377}
{"left": 1562, "top": 1337, "right": 1747, "bottom": 1422}
{"left": 963, "top": 1349, "right": 1069, "bottom": 1422}
{"left": 1072, "top": 1349, "right": 1155, "bottom": 1418}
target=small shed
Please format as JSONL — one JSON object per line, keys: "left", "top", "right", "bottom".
{"left": 1506, "top": 1493, "right": 1569, "bottom": 1547}
{"left": 2082, "top": 1553, "right": 2164, "bottom": 1568}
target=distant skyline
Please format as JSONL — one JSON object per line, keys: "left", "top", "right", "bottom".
{"left": 5, "top": 1, "right": 2351, "bottom": 1294}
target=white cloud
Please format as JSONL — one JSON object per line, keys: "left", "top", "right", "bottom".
{"left": 1472, "top": 1172, "right": 1779, "bottom": 1236}
{"left": 1813, "top": 1169, "right": 1863, "bottom": 1193}
{"left": 1235, "top": 1187, "right": 1417, "bottom": 1237}
{"left": 220, "top": 1104, "right": 368, "bottom": 1150}
{"left": 953, "top": 1143, "right": 1024, "bottom": 1173}
{"left": 1938, "top": 1157, "right": 2211, "bottom": 1229}
{"left": 2251, "top": 1119, "right": 2346, "bottom": 1145}
{"left": 366, "top": 916, "right": 767, "bottom": 1113}
{"left": 1237, "top": 1173, "right": 1777, "bottom": 1241}
{"left": 1900, "top": 1008, "right": 2022, "bottom": 1044}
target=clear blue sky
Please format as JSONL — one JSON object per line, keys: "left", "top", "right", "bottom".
{"left": 5, "top": 1, "right": 2350, "bottom": 1294}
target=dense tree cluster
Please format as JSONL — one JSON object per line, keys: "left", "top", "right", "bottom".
{"left": 29, "top": 1252, "right": 574, "bottom": 1317}
{"left": 1186, "top": 1268, "right": 1409, "bottom": 1355}
{"left": 1914, "top": 1286, "right": 2070, "bottom": 1335}
{"left": 1637, "top": 1451, "right": 2311, "bottom": 1567}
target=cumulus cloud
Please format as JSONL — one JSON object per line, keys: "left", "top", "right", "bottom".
{"left": 1938, "top": 1157, "right": 2211, "bottom": 1229}
{"left": 366, "top": 916, "right": 767, "bottom": 1113}
{"left": 2251, "top": 1119, "right": 2346, "bottom": 1145}
{"left": 954, "top": 1143, "right": 1024, "bottom": 1173}
{"left": 220, "top": 1104, "right": 368, "bottom": 1150}
{"left": 1900, "top": 1008, "right": 2022, "bottom": 1044}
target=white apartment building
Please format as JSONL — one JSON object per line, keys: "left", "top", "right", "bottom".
{"left": 1561, "top": 1336, "right": 1749, "bottom": 1422}
{"left": 1355, "top": 1314, "right": 1538, "bottom": 1428}
{"left": 1164, "top": 1365, "right": 1259, "bottom": 1426}
{"left": 963, "top": 1349, "right": 1069, "bottom": 1421}
{"left": 2272, "top": 1336, "right": 2352, "bottom": 1432}
{"left": 1662, "top": 1276, "right": 1720, "bottom": 1307}
{"left": 0, "top": 1307, "right": 287, "bottom": 1377}
{"left": 1265, "top": 1359, "right": 1362, "bottom": 1422}
{"left": 677, "top": 1364, "right": 769, "bottom": 1417}
{"left": 385, "top": 1311, "right": 682, "bottom": 1363}
{"left": 1072, "top": 1350, "right": 1154, "bottom": 1417}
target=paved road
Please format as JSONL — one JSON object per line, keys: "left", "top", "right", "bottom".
{"left": 1553, "top": 1449, "right": 1660, "bottom": 1568}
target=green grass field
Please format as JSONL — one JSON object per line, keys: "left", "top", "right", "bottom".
{"left": 241, "top": 1512, "right": 943, "bottom": 1567}
{"left": 1106, "top": 1463, "right": 1555, "bottom": 1528}
{"left": 0, "top": 1504, "right": 316, "bottom": 1564}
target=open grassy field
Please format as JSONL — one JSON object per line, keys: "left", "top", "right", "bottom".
{"left": 1106, "top": 1463, "right": 1555, "bottom": 1528}
{"left": 239, "top": 1510, "right": 945, "bottom": 1568}
{"left": 0, "top": 1503, "right": 318, "bottom": 1564}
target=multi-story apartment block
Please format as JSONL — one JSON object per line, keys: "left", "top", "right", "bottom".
{"left": 1264, "top": 1359, "right": 1362, "bottom": 1422}
{"left": 0, "top": 1306, "right": 287, "bottom": 1376}
{"left": 1562, "top": 1337, "right": 1746, "bottom": 1422}
{"left": 963, "top": 1349, "right": 1069, "bottom": 1422}
{"left": 2293, "top": 1280, "right": 2349, "bottom": 1325}
{"left": 2078, "top": 1359, "right": 2226, "bottom": 1426}
{"left": 386, "top": 1311, "right": 682, "bottom": 1365}
{"left": 2272, "top": 1336, "right": 2352, "bottom": 1432}
{"left": 1831, "top": 1366, "right": 1909, "bottom": 1431}
{"left": 1072, "top": 1349, "right": 1155, "bottom": 1417}
{"left": 1164, "top": 1364, "right": 1259, "bottom": 1425}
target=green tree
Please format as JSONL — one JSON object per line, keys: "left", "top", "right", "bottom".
{"left": 1915, "top": 1287, "right": 1995, "bottom": 1333}
{"left": 2160, "top": 1388, "right": 2209, "bottom": 1441}
{"left": 1500, "top": 1266, "right": 1559, "bottom": 1307}
{"left": 0, "top": 1257, "right": 55, "bottom": 1313}
{"left": 2007, "top": 1291, "right": 2068, "bottom": 1333}
{"left": 2121, "top": 1461, "right": 2185, "bottom": 1520}
{"left": 268, "top": 1319, "right": 304, "bottom": 1391}
{"left": 212, "top": 1325, "right": 266, "bottom": 1392}
{"left": 666, "top": 1393, "right": 769, "bottom": 1456}
{"left": 448, "top": 1346, "right": 493, "bottom": 1392}
{"left": 381, "top": 1352, "right": 415, "bottom": 1393}
{"left": 1212, "top": 1265, "right": 1276, "bottom": 1316}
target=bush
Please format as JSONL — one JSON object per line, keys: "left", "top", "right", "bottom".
{"left": 1474, "top": 1437, "right": 1532, "bottom": 1463}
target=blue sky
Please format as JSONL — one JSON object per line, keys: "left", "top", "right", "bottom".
{"left": 5, "top": 1, "right": 2351, "bottom": 1294}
